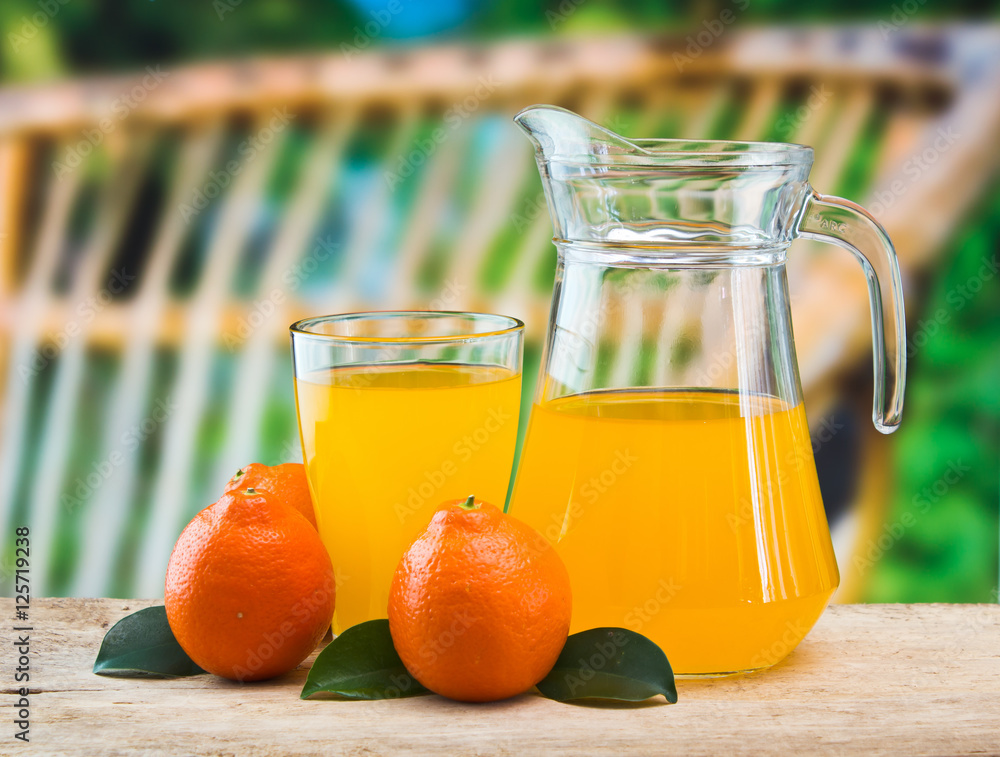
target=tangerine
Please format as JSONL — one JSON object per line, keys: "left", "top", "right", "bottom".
{"left": 225, "top": 462, "right": 317, "bottom": 529}
{"left": 388, "top": 496, "right": 571, "bottom": 702}
{"left": 165, "top": 487, "right": 334, "bottom": 681}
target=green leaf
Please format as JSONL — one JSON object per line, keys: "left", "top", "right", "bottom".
{"left": 301, "top": 619, "right": 430, "bottom": 700}
{"left": 93, "top": 606, "right": 205, "bottom": 679}
{"left": 536, "top": 627, "right": 677, "bottom": 703}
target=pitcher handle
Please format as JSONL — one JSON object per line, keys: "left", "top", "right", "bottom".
{"left": 798, "top": 191, "right": 906, "bottom": 434}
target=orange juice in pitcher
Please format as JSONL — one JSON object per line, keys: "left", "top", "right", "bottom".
{"left": 510, "top": 389, "right": 838, "bottom": 674}
{"left": 508, "top": 105, "right": 906, "bottom": 675}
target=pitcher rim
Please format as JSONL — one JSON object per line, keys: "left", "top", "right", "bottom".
{"left": 536, "top": 138, "right": 814, "bottom": 169}
{"left": 514, "top": 105, "right": 814, "bottom": 168}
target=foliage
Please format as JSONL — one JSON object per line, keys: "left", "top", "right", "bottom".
{"left": 865, "top": 184, "right": 1000, "bottom": 602}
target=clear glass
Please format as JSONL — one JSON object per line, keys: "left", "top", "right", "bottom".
{"left": 508, "top": 105, "right": 906, "bottom": 676}
{"left": 291, "top": 311, "right": 524, "bottom": 633}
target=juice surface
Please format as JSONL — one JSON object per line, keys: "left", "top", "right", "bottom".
{"left": 295, "top": 362, "right": 521, "bottom": 633}
{"left": 508, "top": 389, "right": 839, "bottom": 675}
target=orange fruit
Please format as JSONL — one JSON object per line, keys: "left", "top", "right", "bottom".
{"left": 388, "top": 496, "right": 572, "bottom": 702}
{"left": 225, "top": 462, "right": 317, "bottom": 528}
{"left": 165, "top": 487, "right": 334, "bottom": 681}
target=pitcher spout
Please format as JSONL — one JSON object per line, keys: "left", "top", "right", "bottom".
{"left": 513, "top": 104, "right": 649, "bottom": 163}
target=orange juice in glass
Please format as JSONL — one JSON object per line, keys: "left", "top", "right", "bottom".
{"left": 291, "top": 312, "right": 523, "bottom": 633}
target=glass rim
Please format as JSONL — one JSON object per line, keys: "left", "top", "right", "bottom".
{"left": 289, "top": 310, "right": 525, "bottom": 346}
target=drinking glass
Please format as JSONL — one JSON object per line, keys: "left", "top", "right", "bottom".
{"left": 291, "top": 311, "right": 524, "bottom": 633}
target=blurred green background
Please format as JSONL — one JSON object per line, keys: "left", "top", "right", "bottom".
{"left": 0, "top": 0, "right": 997, "bottom": 602}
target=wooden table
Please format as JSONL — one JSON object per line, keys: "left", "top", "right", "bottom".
{"left": 7, "top": 599, "right": 1000, "bottom": 756}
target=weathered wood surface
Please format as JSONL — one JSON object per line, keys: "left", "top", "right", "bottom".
{"left": 3, "top": 599, "right": 999, "bottom": 756}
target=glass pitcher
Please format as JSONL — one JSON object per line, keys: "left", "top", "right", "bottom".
{"left": 508, "top": 105, "right": 905, "bottom": 676}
